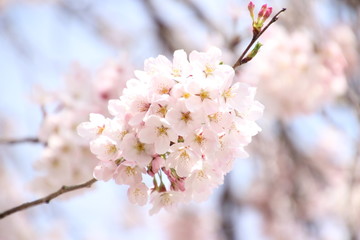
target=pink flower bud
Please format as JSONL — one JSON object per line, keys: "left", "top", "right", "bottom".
{"left": 264, "top": 7, "right": 273, "bottom": 19}
{"left": 248, "top": 1, "right": 255, "bottom": 12}
{"left": 248, "top": 1, "right": 255, "bottom": 20}
{"left": 152, "top": 156, "right": 163, "bottom": 173}
{"left": 258, "top": 4, "right": 267, "bottom": 18}
{"left": 147, "top": 156, "right": 164, "bottom": 176}
{"left": 171, "top": 177, "right": 185, "bottom": 192}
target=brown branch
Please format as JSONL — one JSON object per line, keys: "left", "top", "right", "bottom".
{"left": 233, "top": 8, "right": 286, "bottom": 69}
{"left": 219, "top": 176, "right": 237, "bottom": 240}
{"left": 57, "top": 0, "right": 128, "bottom": 49}
{"left": 0, "top": 178, "right": 97, "bottom": 219}
{"left": 0, "top": 137, "right": 41, "bottom": 144}
{"left": 141, "top": 0, "right": 177, "bottom": 53}
{"left": 0, "top": 15, "right": 32, "bottom": 59}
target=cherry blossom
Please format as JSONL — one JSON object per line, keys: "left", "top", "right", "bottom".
{"left": 78, "top": 47, "right": 263, "bottom": 214}
{"left": 238, "top": 25, "right": 348, "bottom": 119}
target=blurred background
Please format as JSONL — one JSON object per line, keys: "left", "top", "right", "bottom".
{"left": 0, "top": 0, "right": 360, "bottom": 239}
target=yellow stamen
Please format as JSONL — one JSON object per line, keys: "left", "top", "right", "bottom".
{"left": 134, "top": 141, "right": 145, "bottom": 153}
{"left": 172, "top": 68, "right": 182, "bottom": 77}
{"left": 204, "top": 64, "right": 215, "bottom": 77}
{"left": 208, "top": 112, "right": 220, "bottom": 123}
{"left": 157, "top": 105, "right": 168, "bottom": 117}
{"left": 107, "top": 144, "right": 117, "bottom": 154}
{"left": 222, "top": 88, "right": 233, "bottom": 100}
{"left": 179, "top": 149, "right": 190, "bottom": 160}
{"left": 182, "top": 92, "right": 190, "bottom": 99}
{"left": 159, "top": 87, "right": 170, "bottom": 95}
{"left": 157, "top": 125, "right": 169, "bottom": 136}
{"left": 194, "top": 134, "right": 204, "bottom": 145}
{"left": 196, "top": 89, "right": 210, "bottom": 101}
{"left": 180, "top": 111, "right": 192, "bottom": 123}
{"left": 97, "top": 125, "right": 105, "bottom": 135}
{"left": 125, "top": 166, "right": 136, "bottom": 176}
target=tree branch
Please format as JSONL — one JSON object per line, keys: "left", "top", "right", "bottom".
{"left": 0, "top": 137, "right": 41, "bottom": 144}
{"left": 233, "top": 8, "right": 286, "bottom": 69}
{"left": 0, "top": 178, "right": 97, "bottom": 219}
{"left": 141, "top": 0, "right": 177, "bottom": 53}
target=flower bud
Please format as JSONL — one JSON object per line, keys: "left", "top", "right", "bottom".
{"left": 264, "top": 7, "right": 273, "bottom": 19}
{"left": 252, "top": 4, "right": 273, "bottom": 35}
{"left": 248, "top": 1, "right": 255, "bottom": 20}
{"left": 258, "top": 4, "right": 267, "bottom": 18}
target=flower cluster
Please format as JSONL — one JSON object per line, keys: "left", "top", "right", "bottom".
{"left": 32, "top": 60, "right": 132, "bottom": 194}
{"left": 78, "top": 47, "right": 263, "bottom": 214}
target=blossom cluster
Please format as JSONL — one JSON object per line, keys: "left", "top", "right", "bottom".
{"left": 238, "top": 25, "right": 348, "bottom": 119}
{"left": 32, "top": 60, "right": 132, "bottom": 194}
{"left": 78, "top": 47, "right": 263, "bottom": 214}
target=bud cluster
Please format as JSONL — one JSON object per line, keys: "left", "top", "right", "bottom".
{"left": 248, "top": 2, "right": 273, "bottom": 35}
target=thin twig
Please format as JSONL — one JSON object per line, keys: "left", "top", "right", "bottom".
{"left": 0, "top": 137, "right": 40, "bottom": 144}
{"left": 233, "top": 8, "right": 286, "bottom": 69}
{"left": 0, "top": 178, "right": 97, "bottom": 219}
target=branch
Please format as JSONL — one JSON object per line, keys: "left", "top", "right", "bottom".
{"left": 141, "top": 0, "right": 177, "bottom": 53}
{"left": 57, "top": 0, "right": 128, "bottom": 49}
{"left": 182, "top": 0, "right": 241, "bottom": 51}
{"left": 0, "top": 178, "right": 97, "bottom": 219}
{"left": 0, "top": 137, "right": 41, "bottom": 145}
{"left": 233, "top": 8, "right": 286, "bottom": 69}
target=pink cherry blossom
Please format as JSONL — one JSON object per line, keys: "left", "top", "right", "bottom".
{"left": 165, "top": 101, "right": 203, "bottom": 137}
{"left": 127, "top": 183, "right": 149, "bottom": 206}
{"left": 114, "top": 163, "right": 144, "bottom": 186}
{"left": 78, "top": 47, "right": 263, "bottom": 214}
{"left": 138, "top": 115, "right": 177, "bottom": 154}
{"left": 93, "top": 161, "right": 117, "bottom": 181}
{"left": 90, "top": 135, "right": 120, "bottom": 161}
{"left": 121, "top": 133, "right": 153, "bottom": 167}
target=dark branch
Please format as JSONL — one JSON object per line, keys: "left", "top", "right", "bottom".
{"left": 233, "top": 8, "right": 286, "bottom": 69}
{"left": 0, "top": 178, "right": 97, "bottom": 219}
{"left": 141, "top": 0, "right": 177, "bottom": 53}
{"left": 0, "top": 137, "right": 41, "bottom": 145}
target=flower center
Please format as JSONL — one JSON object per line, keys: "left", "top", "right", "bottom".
{"left": 97, "top": 125, "right": 105, "bottom": 135}
{"left": 157, "top": 125, "right": 169, "bottom": 136}
{"left": 120, "top": 130, "right": 128, "bottom": 140}
{"left": 125, "top": 166, "right": 136, "bottom": 176}
{"left": 194, "top": 134, "right": 204, "bottom": 145}
{"left": 204, "top": 64, "right": 215, "bottom": 77}
{"left": 172, "top": 68, "right": 182, "bottom": 77}
{"left": 180, "top": 111, "right": 192, "bottom": 123}
{"left": 208, "top": 112, "right": 220, "bottom": 123}
{"left": 222, "top": 88, "right": 233, "bottom": 100}
{"left": 139, "top": 102, "right": 151, "bottom": 112}
{"left": 196, "top": 89, "right": 210, "bottom": 101}
{"left": 157, "top": 104, "right": 168, "bottom": 118}
{"left": 134, "top": 141, "right": 146, "bottom": 153}
{"left": 107, "top": 144, "right": 117, "bottom": 154}
{"left": 182, "top": 92, "right": 190, "bottom": 99}
{"left": 179, "top": 149, "right": 190, "bottom": 160}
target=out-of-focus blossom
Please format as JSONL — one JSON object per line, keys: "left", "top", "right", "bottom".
{"left": 0, "top": 164, "right": 66, "bottom": 240}
{"left": 164, "top": 207, "right": 221, "bottom": 240}
{"left": 238, "top": 25, "right": 348, "bottom": 119}
{"left": 31, "top": 59, "right": 133, "bottom": 195}
{"left": 329, "top": 24, "right": 358, "bottom": 71}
